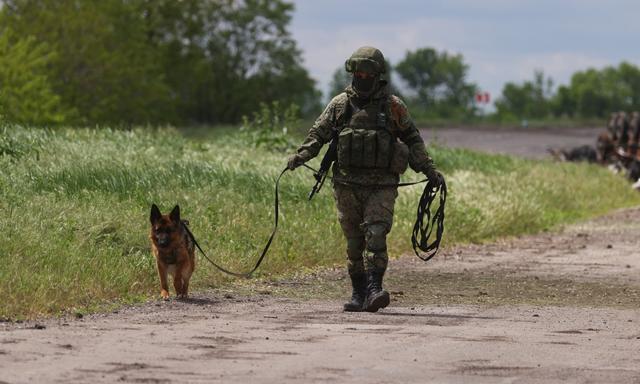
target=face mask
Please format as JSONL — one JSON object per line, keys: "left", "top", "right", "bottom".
{"left": 352, "top": 74, "right": 377, "bottom": 96}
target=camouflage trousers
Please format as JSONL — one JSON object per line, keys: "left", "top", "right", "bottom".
{"left": 332, "top": 183, "right": 398, "bottom": 275}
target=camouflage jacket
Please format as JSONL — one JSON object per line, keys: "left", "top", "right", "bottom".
{"left": 295, "top": 83, "right": 434, "bottom": 185}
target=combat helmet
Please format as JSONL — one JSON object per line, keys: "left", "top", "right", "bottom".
{"left": 345, "top": 46, "right": 386, "bottom": 75}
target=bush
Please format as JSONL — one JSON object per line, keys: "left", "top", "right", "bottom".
{"left": 240, "top": 101, "right": 301, "bottom": 152}
{"left": 0, "top": 32, "right": 70, "bottom": 125}
{"left": 0, "top": 124, "right": 48, "bottom": 161}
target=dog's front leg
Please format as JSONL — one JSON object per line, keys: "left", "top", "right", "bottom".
{"left": 174, "top": 266, "right": 186, "bottom": 299}
{"left": 182, "top": 270, "right": 193, "bottom": 299}
{"left": 157, "top": 261, "right": 170, "bottom": 300}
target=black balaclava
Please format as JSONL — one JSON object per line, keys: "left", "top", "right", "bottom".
{"left": 352, "top": 74, "right": 379, "bottom": 98}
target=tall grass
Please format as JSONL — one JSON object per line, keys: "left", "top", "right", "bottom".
{"left": 1, "top": 124, "right": 638, "bottom": 318}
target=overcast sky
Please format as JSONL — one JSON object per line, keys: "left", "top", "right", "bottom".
{"left": 290, "top": 0, "right": 640, "bottom": 105}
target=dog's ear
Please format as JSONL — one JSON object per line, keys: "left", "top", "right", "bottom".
{"left": 169, "top": 205, "right": 180, "bottom": 223}
{"left": 150, "top": 204, "right": 162, "bottom": 225}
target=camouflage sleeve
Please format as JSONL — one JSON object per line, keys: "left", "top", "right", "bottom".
{"left": 295, "top": 94, "right": 346, "bottom": 161}
{"left": 389, "top": 95, "right": 435, "bottom": 172}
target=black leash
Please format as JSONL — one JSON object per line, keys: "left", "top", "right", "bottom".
{"left": 302, "top": 164, "right": 447, "bottom": 261}
{"left": 411, "top": 178, "right": 447, "bottom": 261}
{"left": 183, "top": 162, "right": 446, "bottom": 279}
{"left": 183, "top": 167, "right": 289, "bottom": 278}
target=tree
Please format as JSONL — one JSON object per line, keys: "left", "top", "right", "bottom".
{"left": 1, "top": 0, "right": 175, "bottom": 125}
{"left": 552, "top": 63, "right": 640, "bottom": 119}
{"left": 0, "top": 30, "right": 70, "bottom": 125}
{"left": 495, "top": 71, "right": 553, "bottom": 119}
{"left": 568, "top": 69, "right": 612, "bottom": 118}
{"left": 551, "top": 85, "right": 575, "bottom": 118}
{"left": 617, "top": 62, "right": 640, "bottom": 108}
{"left": 395, "top": 47, "right": 477, "bottom": 117}
{"left": 144, "top": 0, "right": 320, "bottom": 123}
{"left": 0, "top": 0, "right": 320, "bottom": 125}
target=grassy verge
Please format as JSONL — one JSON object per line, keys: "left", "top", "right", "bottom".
{"left": 1, "top": 124, "right": 639, "bottom": 319}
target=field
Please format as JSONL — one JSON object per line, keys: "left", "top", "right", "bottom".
{"left": 1, "top": 124, "right": 639, "bottom": 319}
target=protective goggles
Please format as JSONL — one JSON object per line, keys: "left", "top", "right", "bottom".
{"left": 344, "top": 58, "right": 385, "bottom": 74}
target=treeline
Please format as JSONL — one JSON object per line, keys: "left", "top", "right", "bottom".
{"left": 330, "top": 47, "right": 640, "bottom": 123}
{"left": 495, "top": 63, "right": 640, "bottom": 121}
{"left": 2, "top": 0, "right": 640, "bottom": 127}
{"left": 0, "top": 0, "right": 319, "bottom": 126}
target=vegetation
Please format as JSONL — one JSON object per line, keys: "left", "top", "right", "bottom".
{"left": 240, "top": 101, "right": 301, "bottom": 152}
{"left": 0, "top": 0, "right": 319, "bottom": 126}
{"left": 0, "top": 30, "right": 68, "bottom": 125}
{"left": 395, "top": 48, "right": 478, "bottom": 119}
{"left": 1, "top": 124, "right": 639, "bottom": 319}
{"left": 325, "top": 47, "right": 640, "bottom": 126}
{"left": 495, "top": 63, "right": 640, "bottom": 121}
{"left": 2, "top": 0, "right": 637, "bottom": 127}
{"left": 494, "top": 71, "right": 554, "bottom": 122}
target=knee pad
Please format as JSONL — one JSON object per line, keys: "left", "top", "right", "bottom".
{"left": 364, "top": 222, "right": 389, "bottom": 252}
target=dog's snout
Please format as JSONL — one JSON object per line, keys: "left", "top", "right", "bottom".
{"left": 157, "top": 234, "right": 170, "bottom": 247}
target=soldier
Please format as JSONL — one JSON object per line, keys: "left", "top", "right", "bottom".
{"left": 616, "top": 111, "right": 630, "bottom": 151}
{"left": 286, "top": 46, "right": 443, "bottom": 312}
{"left": 628, "top": 111, "right": 640, "bottom": 155}
{"left": 595, "top": 131, "right": 616, "bottom": 165}
{"left": 607, "top": 112, "right": 618, "bottom": 141}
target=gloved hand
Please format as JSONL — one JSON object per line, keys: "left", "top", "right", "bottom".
{"left": 424, "top": 167, "right": 444, "bottom": 187}
{"left": 287, "top": 153, "right": 305, "bottom": 170}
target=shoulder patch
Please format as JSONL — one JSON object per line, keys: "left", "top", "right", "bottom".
{"left": 389, "top": 95, "right": 412, "bottom": 131}
{"left": 330, "top": 92, "right": 350, "bottom": 123}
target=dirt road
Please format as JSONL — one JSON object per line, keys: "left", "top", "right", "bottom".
{"left": 2, "top": 206, "right": 639, "bottom": 383}
{"left": 3, "top": 125, "right": 639, "bottom": 383}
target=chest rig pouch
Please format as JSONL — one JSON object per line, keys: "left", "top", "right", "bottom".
{"left": 337, "top": 97, "right": 408, "bottom": 174}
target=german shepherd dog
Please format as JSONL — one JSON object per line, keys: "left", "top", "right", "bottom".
{"left": 149, "top": 204, "right": 195, "bottom": 299}
{"left": 547, "top": 145, "right": 598, "bottom": 163}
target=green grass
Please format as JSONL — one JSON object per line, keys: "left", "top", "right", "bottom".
{"left": 1, "top": 124, "right": 639, "bottom": 319}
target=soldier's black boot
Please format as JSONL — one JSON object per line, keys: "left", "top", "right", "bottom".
{"left": 343, "top": 272, "right": 367, "bottom": 312}
{"left": 364, "top": 267, "right": 390, "bottom": 312}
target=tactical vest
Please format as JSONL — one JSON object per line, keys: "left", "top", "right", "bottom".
{"left": 337, "top": 97, "right": 395, "bottom": 170}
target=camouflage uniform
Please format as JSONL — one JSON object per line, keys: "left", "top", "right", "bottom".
{"left": 616, "top": 111, "right": 630, "bottom": 150}
{"left": 288, "top": 47, "right": 440, "bottom": 312}
{"left": 629, "top": 111, "right": 640, "bottom": 153}
{"left": 607, "top": 112, "right": 618, "bottom": 141}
